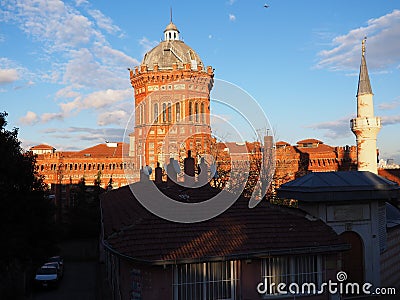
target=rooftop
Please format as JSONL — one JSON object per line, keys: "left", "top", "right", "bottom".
{"left": 30, "top": 144, "right": 55, "bottom": 150}
{"left": 101, "top": 182, "right": 348, "bottom": 265}
{"left": 278, "top": 171, "right": 400, "bottom": 202}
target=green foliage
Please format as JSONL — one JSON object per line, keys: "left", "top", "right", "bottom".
{"left": 0, "top": 112, "right": 58, "bottom": 298}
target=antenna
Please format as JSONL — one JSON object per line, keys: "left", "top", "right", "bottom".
{"left": 170, "top": 7, "right": 173, "bottom": 23}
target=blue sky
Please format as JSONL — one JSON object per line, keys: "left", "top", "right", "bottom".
{"left": 1, "top": 0, "right": 400, "bottom": 162}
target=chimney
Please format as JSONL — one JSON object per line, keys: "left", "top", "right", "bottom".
{"left": 197, "top": 157, "right": 208, "bottom": 187}
{"left": 184, "top": 150, "right": 195, "bottom": 186}
{"left": 140, "top": 165, "right": 151, "bottom": 182}
{"left": 166, "top": 158, "right": 177, "bottom": 186}
{"left": 155, "top": 162, "right": 163, "bottom": 183}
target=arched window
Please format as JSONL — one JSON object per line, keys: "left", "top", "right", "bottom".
{"left": 201, "top": 103, "right": 205, "bottom": 123}
{"left": 167, "top": 103, "right": 172, "bottom": 122}
{"left": 195, "top": 102, "right": 199, "bottom": 122}
{"left": 189, "top": 101, "right": 193, "bottom": 121}
{"left": 153, "top": 103, "right": 158, "bottom": 123}
{"left": 162, "top": 103, "right": 167, "bottom": 122}
{"left": 176, "top": 102, "right": 180, "bottom": 122}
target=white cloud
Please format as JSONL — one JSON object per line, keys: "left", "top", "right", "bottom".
{"left": 316, "top": 9, "right": 400, "bottom": 71}
{"left": 62, "top": 47, "right": 128, "bottom": 90}
{"left": 41, "top": 112, "right": 65, "bottom": 123}
{"left": 88, "top": 9, "right": 121, "bottom": 34}
{"left": 139, "top": 37, "right": 158, "bottom": 54}
{"left": 229, "top": 14, "right": 236, "bottom": 22}
{"left": 378, "top": 99, "right": 400, "bottom": 110}
{"left": 75, "top": 0, "right": 88, "bottom": 6}
{"left": 6, "top": 0, "right": 94, "bottom": 52}
{"left": 81, "top": 88, "right": 131, "bottom": 110}
{"left": 98, "top": 110, "right": 129, "bottom": 126}
{"left": 65, "top": 126, "right": 125, "bottom": 143}
{"left": 382, "top": 115, "right": 400, "bottom": 125}
{"left": 58, "top": 88, "right": 131, "bottom": 116}
{"left": 93, "top": 44, "right": 139, "bottom": 66}
{"left": 307, "top": 116, "right": 353, "bottom": 139}
{"left": 1, "top": 1, "right": 139, "bottom": 129}
{"left": 228, "top": 0, "right": 236, "bottom": 5}
{"left": 19, "top": 111, "right": 38, "bottom": 125}
{"left": 14, "top": 80, "right": 34, "bottom": 90}
{"left": 0, "top": 68, "right": 19, "bottom": 84}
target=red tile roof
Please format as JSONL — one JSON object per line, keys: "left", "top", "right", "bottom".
{"left": 30, "top": 144, "right": 55, "bottom": 150}
{"left": 298, "top": 143, "right": 335, "bottom": 154}
{"left": 297, "top": 139, "right": 323, "bottom": 145}
{"left": 65, "top": 142, "right": 129, "bottom": 158}
{"left": 101, "top": 182, "right": 348, "bottom": 264}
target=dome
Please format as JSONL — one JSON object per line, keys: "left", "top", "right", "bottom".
{"left": 142, "top": 40, "right": 203, "bottom": 70}
{"left": 141, "top": 22, "right": 203, "bottom": 71}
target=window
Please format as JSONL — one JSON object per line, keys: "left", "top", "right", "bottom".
{"left": 176, "top": 102, "right": 180, "bottom": 122}
{"left": 154, "top": 103, "right": 159, "bottom": 123}
{"left": 200, "top": 103, "right": 205, "bottom": 123}
{"left": 163, "top": 103, "right": 167, "bottom": 123}
{"left": 168, "top": 103, "right": 172, "bottom": 122}
{"left": 173, "top": 261, "right": 238, "bottom": 300}
{"left": 260, "top": 255, "right": 323, "bottom": 297}
{"left": 195, "top": 103, "right": 199, "bottom": 123}
{"left": 189, "top": 101, "right": 193, "bottom": 121}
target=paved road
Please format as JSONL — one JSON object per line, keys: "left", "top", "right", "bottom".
{"left": 32, "top": 261, "right": 98, "bottom": 300}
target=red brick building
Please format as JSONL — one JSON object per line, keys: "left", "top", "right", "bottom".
{"left": 31, "top": 142, "right": 135, "bottom": 189}
{"left": 274, "top": 139, "right": 357, "bottom": 189}
{"left": 128, "top": 21, "right": 214, "bottom": 170}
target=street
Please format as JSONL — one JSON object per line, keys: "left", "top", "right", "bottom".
{"left": 32, "top": 261, "right": 98, "bottom": 300}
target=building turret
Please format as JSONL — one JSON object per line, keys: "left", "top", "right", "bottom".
{"left": 351, "top": 38, "right": 381, "bottom": 174}
{"left": 129, "top": 19, "right": 214, "bottom": 176}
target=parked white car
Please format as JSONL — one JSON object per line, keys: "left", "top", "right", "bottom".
{"left": 34, "top": 265, "right": 59, "bottom": 288}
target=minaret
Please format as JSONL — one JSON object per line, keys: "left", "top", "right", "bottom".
{"left": 351, "top": 38, "right": 381, "bottom": 174}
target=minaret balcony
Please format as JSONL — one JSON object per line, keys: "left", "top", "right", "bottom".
{"left": 350, "top": 117, "right": 381, "bottom": 131}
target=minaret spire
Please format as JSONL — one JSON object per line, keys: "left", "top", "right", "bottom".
{"left": 357, "top": 37, "right": 373, "bottom": 97}
{"left": 170, "top": 7, "right": 172, "bottom": 23}
{"left": 351, "top": 37, "right": 381, "bottom": 174}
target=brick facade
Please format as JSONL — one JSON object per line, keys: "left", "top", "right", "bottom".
{"left": 31, "top": 142, "right": 135, "bottom": 189}
{"left": 128, "top": 21, "right": 214, "bottom": 171}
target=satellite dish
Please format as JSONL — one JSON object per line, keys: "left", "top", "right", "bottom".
{"left": 173, "top": 160, "right": 181, "bottom": 174}
{"left": 143, "top": 166, "right": 152, "bottom": 176}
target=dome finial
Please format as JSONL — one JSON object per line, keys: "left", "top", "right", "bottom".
{"left": 164, "top": 11, "right": 180, "bottom": 41}
{"left": 170, "top": 6, "right": 172, "bottom": 23}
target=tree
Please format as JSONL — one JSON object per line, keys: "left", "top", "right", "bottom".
{"left": 68, "top": 177, "right": 102, "bottom": 238}
{"left": 0, "top": 112, "right": 57, "bottom": 298}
